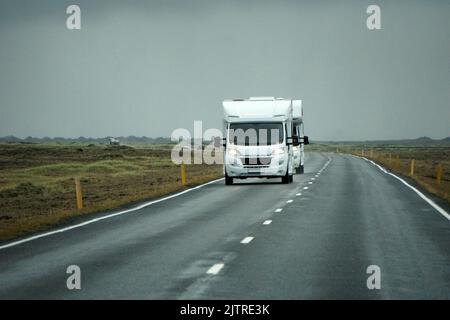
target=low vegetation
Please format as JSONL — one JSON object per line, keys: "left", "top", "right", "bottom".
{"left": 0, "top": 144, "right": 222, "bottom": 241}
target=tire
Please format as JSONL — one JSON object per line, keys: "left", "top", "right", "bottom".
{"left": 225, "top": 173, "right": 233, "bottom": 185}
{"left": 281, "top": 170, "right": 290, "bottom": 184}
{"left": 296, "top": 165, "right": 304, "bottom": 174}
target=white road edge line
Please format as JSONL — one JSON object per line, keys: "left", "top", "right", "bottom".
{"left": 362, "top": 157, "right": 450, "bottom": 221}
{"left": 240, "top": 236, "right": 254, "bottom": 244}
{"left": 207, "top": 263, "right": 225, "bottom": 275}
{"left": 0, "top": 177, "right": 225, "bottom": 250}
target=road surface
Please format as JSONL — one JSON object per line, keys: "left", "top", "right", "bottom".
{"left": 0, "top": 152, "right": 449, "bottom": 299}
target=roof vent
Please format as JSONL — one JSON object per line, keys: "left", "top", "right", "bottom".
{"left": 248, "top": 97, "right": 275, "bottom": 101}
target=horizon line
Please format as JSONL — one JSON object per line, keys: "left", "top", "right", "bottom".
{"left": 0, "top": 135, "right": 449, "bottom": 143}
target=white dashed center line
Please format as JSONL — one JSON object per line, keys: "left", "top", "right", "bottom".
{"left": 275, "top": 208, "right": 283, "bottom": 213}
{"left": 240, "top": 237, "right": 254, "bottom": 244}
{"left": 303, "top": 187, "right": 309, "bottom": 190}
{"left": 296, "top": 193, "right": 302, "bottom": 196}
{"left": 263, "top": 220, "right": 272, "bottom": 225}
{"left": 308, "top": 181, "right": 313, "bottom": 184}
{"left": 287, "top": 199, "right": 293, "bottom": 204}
{"left": 207, "top": 263, "right": 224, "bottom": 275}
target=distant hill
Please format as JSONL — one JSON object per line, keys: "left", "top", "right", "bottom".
{"left": 320, "top": 136, "right": 450, "bottom": 146}
{"left": 0, "top": 136, "right": 174, "bottom": 146}
{"left": 1, "top": 136, "right": 450, "bottom": 146}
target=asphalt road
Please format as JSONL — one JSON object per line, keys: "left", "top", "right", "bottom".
{"left": 0, "top": 152, "right": 449, "bottom": 299}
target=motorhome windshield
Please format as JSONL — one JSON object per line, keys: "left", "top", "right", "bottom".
{"left": 229, "top": 122, "right": 284, "bottom": 146}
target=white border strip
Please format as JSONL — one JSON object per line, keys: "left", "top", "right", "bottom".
{"left": 240, "top": 236, "right": 254, "bottom": 244}
{"left": 361, "top": 157, "right": 450, "bottom": 221}
{"left": 206, "top": 263, "right": 224, "bottom": 275}
{"left": 0, "top": 177, "right": 224, "bottom": 250}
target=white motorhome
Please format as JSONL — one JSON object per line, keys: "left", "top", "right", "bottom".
{"left": 220, "top": 97, "right": 309, "bottom": 185}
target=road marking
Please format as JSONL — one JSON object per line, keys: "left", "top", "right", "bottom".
{"left": 287, "top": 199, "right": 293, "bottom": 204}
{"left": 0, "top": 177, "right": 225, "bottom": 250}
{"left": 308, "top": 181, "right": 313, "bottom": 185}
{"left": 296, "top": 193, "right": 302, "bottom": 196}
{"left": 275, "top": 208, "right": 283, "bottom": 213}
{"left": 207, "top": 263, "right": 224, "bottom": 275}
{"left": 240, "top": 236, "right": 254, "bottom": 244}
{"left": 303, "top": 187, "right": 309, "bottom": 190}
{"left": 311, "top": 178, "right": 315, "bottom": 180}
{"left": 263, "top": 220, "right": 272, "bottom": 225}
{"left": 363, "top": 157, "right": 450, "bottom": 221}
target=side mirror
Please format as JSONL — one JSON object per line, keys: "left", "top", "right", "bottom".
{"left": 286, "top": 137, "right": 292, "bottom": 145}
{"left": 303, "top": 136, "right": 310, "bottom": 145}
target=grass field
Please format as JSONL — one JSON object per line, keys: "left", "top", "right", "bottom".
{"left": 1, "top": 142, "right": 448, "bottom": 242}
{"left": 310, "top": 143, "right": 450, "bottom": 204}
{"left": 0, "top": 144, "right": 222, "bottom": 241}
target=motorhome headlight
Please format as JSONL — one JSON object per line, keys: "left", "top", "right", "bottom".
{"left": 271, "top": 147, "right": 285, "bottom": 155}
{"left": 227, "top": 148, "right": 240, "bottom": 157}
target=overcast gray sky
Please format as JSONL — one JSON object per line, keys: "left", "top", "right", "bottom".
{"left": 0, "top": 0, "right": 449, "bottom": 140}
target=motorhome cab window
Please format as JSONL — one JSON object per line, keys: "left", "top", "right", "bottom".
{"left": 229, "top": 122, "right": 284, "bottom": 146}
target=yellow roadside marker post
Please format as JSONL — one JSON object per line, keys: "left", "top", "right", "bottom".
{"left": 410, "top": 159, "right": 415, "bottom": 177}
{"left": 181, "top": 161, "right": 187, "bottom": 186}
{"left": 74, "top": 178, "right": 83, "bottom": 210}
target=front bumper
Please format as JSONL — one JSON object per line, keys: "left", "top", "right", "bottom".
{"left": 225, "top": 155, "right": 288, "bottom": 178}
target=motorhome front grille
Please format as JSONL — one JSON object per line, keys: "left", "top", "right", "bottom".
{"left": 245, "top": 165, "right": 270, "bottom": 169}
{"left": 241, "top": 157, "right": 271, "bottom": 166}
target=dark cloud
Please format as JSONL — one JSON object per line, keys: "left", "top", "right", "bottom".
{"left": 0, "top": 0, "right": 449, "bottom": 140}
